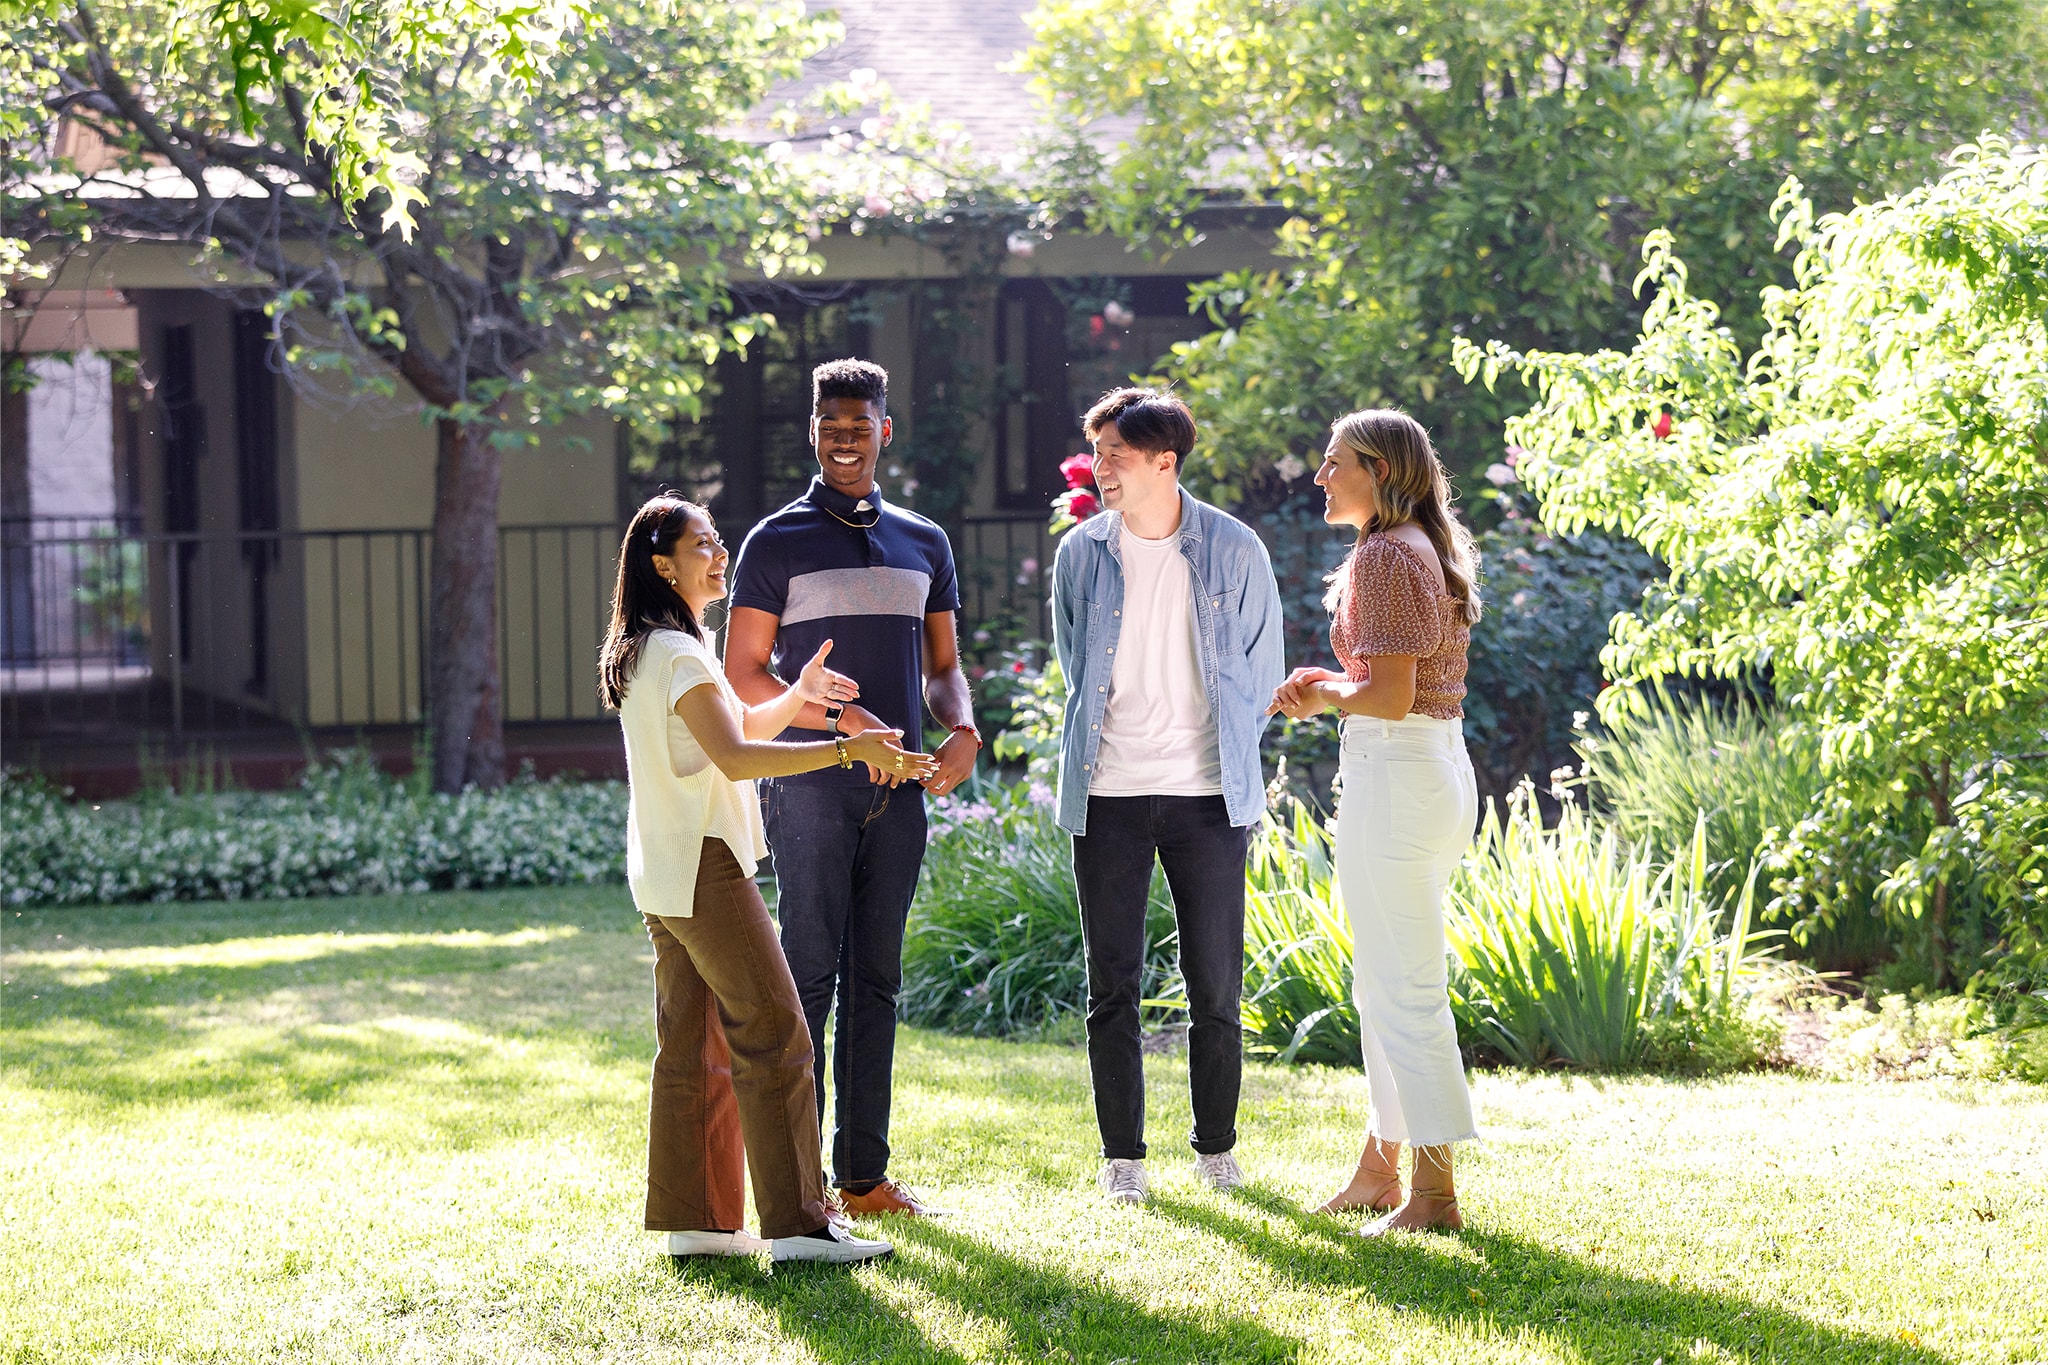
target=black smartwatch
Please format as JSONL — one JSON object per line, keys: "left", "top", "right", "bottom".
{"left": 823, "top": 701, "right": 845, "bottom": 734}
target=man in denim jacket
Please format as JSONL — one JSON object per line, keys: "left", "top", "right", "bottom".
{"left": 1050, "top": 387, "right": 1287, "bottom": 1204}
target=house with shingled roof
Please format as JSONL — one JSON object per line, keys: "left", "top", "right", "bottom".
{"left": 1, "top": 0, "right": 1281, "bottom": 793}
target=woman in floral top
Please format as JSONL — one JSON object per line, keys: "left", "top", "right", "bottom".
{"left": 1269, "top": 408, "right": 1483, "bottom": 1236}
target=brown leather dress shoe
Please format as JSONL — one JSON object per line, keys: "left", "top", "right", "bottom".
{"left": 835, "top": 1179, "right": 950, "bottom": 1217}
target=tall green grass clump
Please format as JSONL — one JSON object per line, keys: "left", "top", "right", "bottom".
{"left": 1236, "top": 787, "right": 1785, "bottom": 1071}
{"left": 1577, "top": 692, "right": 1906, "bottom": 974}
{"left": 1578, "top": 691, "right": 1823, "bottom": 909}
{"left": 1447, "top": 785, "right": 1784, "bottom": 1070}
{"left": 900, "top": 777, "right": 1177, "bottom": 1037}
{"left": 1237, "top": 797, "right": 1361, "bottom": 1066}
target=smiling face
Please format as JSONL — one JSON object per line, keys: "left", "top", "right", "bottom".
{"left": 1090, "top": 425, "right": 1178, "bottom": 524}
{"left": 651, "top": 509, "right": 729, "bottom": 617}
{"left": 1315, "top": 435, "right": 1383, "bottom": 531}
{"left": 811, "top": 396, "right": 891, "bottom": 498}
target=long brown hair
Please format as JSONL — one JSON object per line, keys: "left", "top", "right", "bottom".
{"left": 1324, "top": 409, "right": 1482, "bottom": 626}
{"left": 598, "top": 495, "right": 709, "bottom": 710}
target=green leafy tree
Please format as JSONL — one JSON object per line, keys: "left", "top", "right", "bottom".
{"left": 1455, "top": 140, "right": 2048, "bottom": 989}
{"left": 4, "top": 0, "right": 860, "bottom": 790}
{"left": 1, "top": 0, "right": 605, "bottom": 256}
{"left": 1024, "top": 0, "right": 2048, "bottom": 497}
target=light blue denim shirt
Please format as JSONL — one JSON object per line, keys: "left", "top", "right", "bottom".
{"left": 1049, "top": 487, "right": 1287, "bottom": 836}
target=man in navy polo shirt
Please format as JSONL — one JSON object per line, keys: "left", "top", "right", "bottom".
{"left": 727, "top": 359, "right": 978, "bottom": 1218}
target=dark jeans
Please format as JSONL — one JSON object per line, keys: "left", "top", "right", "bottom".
{"left": 1073, "top": 794, "right": 1250, "bottom": 1161}
{"left": 763, "top": 779, "right": 928, "bottom": 1192}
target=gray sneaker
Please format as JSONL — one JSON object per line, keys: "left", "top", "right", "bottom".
{"left": 1193, "top": 1151, "right": 1244, "bottom": 1190}
{"left": 1098, "top": 1157, "right": 1149, "bottom": 1204}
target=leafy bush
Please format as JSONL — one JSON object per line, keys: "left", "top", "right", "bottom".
{"left": 901, "top": 777, "right": 1178, "bottom": 1037}
{"left": 1459, "top": 492, "right": 1661, "bottom": 802}
{"left": 1794, "top": 994, "right": 2042, "bottom": 1083}
{"left": 1579, "top": 691, "right": 1823, "bottom": 908}
{"left": 1235, "top": 785, "right": 1786, "bottom": 1072}
{"left": 1458, "top": 144, "right": 2048, "bottom": 993}
{"left": 2, "top": 752, "right": 626, "bottom": 906}
{"left": 1577, "top": 691, "right": 1908, "bottom": 975}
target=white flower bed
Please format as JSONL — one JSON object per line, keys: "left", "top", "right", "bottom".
{"left": 3, "top": 752, "right": 626, "bottom": 906}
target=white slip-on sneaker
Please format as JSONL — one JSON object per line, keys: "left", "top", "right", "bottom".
{"left": 1098, "top": 1157, "right": 1149, "bottom": 1204}
{"left": 770, "top": 1222, "right": 893, "bottom": 1264}
{"left": 666, "top": 1229, "right": 768, "bottom": 1256}
{"left": 1193, "top": 1151, "right": 1245, "bottom": 1190}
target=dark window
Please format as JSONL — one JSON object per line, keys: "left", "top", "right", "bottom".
{"left": 994, "top": 281, "right": 1076, "bottom": 510}
{"left": 160, "top": 324, "right": 205, "bottom": 660}
{"left": 1, "top": 359, "right": 33, "bottom": 662}
{"left": 996, "top": 276, "right": 1216, "bottom": 510}
{"left": 231, "top": 310, "right": 280, "bottom": 694}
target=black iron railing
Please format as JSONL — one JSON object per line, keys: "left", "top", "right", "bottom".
{"left": 0, "top": 521, "right": 620, "bottom": 740}
{"left": 0, "top": 514, "right": 1055, "bottom": 751}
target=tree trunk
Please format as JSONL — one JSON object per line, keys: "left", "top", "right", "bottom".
{"left": 427, "top": 417, "right": 505, "bottom": 792}
{"left": 1922, "top": 757, "right": 1955, "bottom": 989}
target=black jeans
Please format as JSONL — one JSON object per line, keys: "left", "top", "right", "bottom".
{"left": 763, "top": 779, "right": 928, "bottom": 1193}
{"left": 1073, "top": 794, "right": 1250, "bottom": 1160}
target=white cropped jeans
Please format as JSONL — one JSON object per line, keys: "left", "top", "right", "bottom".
{"left": 1334, "top": 713, "right": 1480, "bottom": 1147}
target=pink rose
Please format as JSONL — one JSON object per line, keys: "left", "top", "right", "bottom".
{"left": 1652, "top": 411, "right": 1673, "bottom": 440}
{"left": 1059, "top": 453, "right": 1097, "bottom": 490}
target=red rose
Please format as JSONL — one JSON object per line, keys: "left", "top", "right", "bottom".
{"left": 1012, "top": 661, "right": 1026, "bottom": 673}
{"left": 1068, "top": 490, "right": 1100, "bottom": 519}
{"left": 1059, "top": 453, "right": 1097, "bottom": 490}
{"left": 1652, "top": 411, "right": 1673, "bottom": 440}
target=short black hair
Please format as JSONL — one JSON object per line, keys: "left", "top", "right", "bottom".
{"left": 813, "top": 358, "right": 887, "bottom": 414}
{"left": 1082, "top": 387, "right": 1196, "bottom": 466}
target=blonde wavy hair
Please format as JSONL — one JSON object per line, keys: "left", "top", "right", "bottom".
{"left": 1322, "top": 409, "right": 1482, "bottom": 626}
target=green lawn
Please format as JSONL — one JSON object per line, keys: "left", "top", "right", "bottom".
{"left": 4, "top": 890, "right": 2045, "bottom": 1364}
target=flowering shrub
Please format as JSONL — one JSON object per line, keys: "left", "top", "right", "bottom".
{"left": 1049, "top": 451, "right": 1099, "bottom": 533}
{"left": 2, "top": 751, "right": 627, "bottom": 907}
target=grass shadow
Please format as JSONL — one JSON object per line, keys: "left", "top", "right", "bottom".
{"left": 5, "top": 884, "right": 631, "bottom": 952}
{"left": 1152, "top": 1187, "right": 1956, "bottom": 1365}
{"left": 668, "top": 1254, "right": 973, "bottom": 1365}
{"left": 4, "top": 921, "right": 655, "bottom": 1126}
{"left": 692, "top": 1217, "right": 1302, "bottom": 1365}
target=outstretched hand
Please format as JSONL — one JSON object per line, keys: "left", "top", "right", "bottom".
{"left": 844, "top": 728, "right": 940, "bottom": 785}
{"left": 796, "top": 639, "right": 860, "bottom": 706}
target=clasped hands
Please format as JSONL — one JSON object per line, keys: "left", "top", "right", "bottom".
{"left": 1267, "top": 665, "right": 1352, "bottom": 721}
{"left": 793, "top": 641, "right": 959, "bottom": 789}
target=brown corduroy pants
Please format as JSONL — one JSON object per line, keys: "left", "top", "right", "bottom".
{"left": 644, "top": 837, "right": 830, "bottom": 1239}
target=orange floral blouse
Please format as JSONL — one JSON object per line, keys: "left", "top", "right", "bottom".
{"left": 1330, "top": 533, "right": 1470, "bottom": 721}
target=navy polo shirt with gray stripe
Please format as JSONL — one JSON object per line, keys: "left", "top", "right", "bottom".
{"left": 729, "top": 476, "right": 961, "bottom": 788}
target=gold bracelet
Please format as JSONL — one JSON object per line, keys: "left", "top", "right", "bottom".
{"left": 834, "top": 737, "right": 851, "bottom": 769}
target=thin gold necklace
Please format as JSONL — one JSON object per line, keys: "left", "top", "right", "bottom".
{"left": 820, "top": 499, "right": 881, "bottom": 530}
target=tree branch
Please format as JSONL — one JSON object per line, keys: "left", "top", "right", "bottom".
{"left": 1604, "top": 0, "right": 1651, "bottom": 62}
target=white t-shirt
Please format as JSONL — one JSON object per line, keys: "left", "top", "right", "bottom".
{"left": 619, "top": 629, "right": 769, "bottom": 919}
{"left": 1088, "top": 523, "right": 1224, "bottom": 797}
